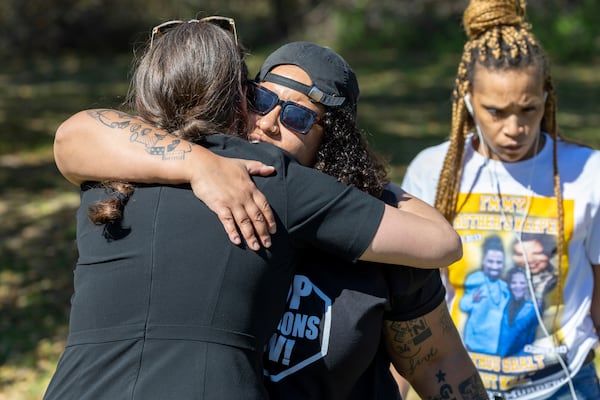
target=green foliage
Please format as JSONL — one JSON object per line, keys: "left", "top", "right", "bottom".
{"left": 528, "top": 0, "right": 600, "bottom": 62}
{"left": 335, "top": 6, "right": 465, "bottom": 57}
{"left": 0, "top": 0, "right": 152, "bottom": 57}
{"left": 333, "top": 1, "right": 599, "bottom": 63}
{"left": 1, "top": 0, "right": 597, "bottom": 63}
{"left": 0, "top": 54, "right": 130, "bottom": 155}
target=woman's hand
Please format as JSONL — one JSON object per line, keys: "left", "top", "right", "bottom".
{"left": 189, "top": 154, "right": 276, "bottom": 251}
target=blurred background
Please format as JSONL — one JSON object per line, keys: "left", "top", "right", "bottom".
{"left": 0, "top": 0, "right": 598, "bottom": 398}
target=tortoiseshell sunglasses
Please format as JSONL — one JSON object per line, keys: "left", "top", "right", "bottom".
{"left": 150, "top": 16, "right": 237, "bottom": 48}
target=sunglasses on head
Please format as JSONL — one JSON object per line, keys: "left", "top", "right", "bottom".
{"left": 150, "top": 16, "right": 237, "bottom": 48}
{"left": 247, "top": 81, "right": 321, "bottom": 135}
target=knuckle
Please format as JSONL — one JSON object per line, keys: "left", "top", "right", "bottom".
{"left": 253, "top": 212, "right": 265, "bottom": 222}
{"left": 239, "top": 217, "right": 252, "bottom": 226}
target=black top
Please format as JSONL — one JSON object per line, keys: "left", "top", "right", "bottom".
{"left": 44, "top": 135, "right": 385, "bottom": 400}
{"left": 264, "top": 190, "right": 445, "bottom": 399}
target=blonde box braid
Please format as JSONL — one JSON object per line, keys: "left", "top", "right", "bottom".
{"left": 436, "top": 0, "right": 565, "bottom": 332}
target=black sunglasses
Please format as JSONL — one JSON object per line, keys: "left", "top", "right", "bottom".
{"left": 247, "top": 81, "right": 321, "bottom": 135}
{"left": 150, "top": 16, "right": 237, "bottom": 48}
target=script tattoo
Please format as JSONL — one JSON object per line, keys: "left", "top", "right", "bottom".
{"left": 387, "top": 317, "right": 437, "bottom": 375}
{"left": 87, "top": 109, "right": 193, "bottom": 160}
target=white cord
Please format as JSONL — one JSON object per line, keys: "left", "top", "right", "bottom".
{"left": 474, "top": 121, "right": 578, "bottom": 400}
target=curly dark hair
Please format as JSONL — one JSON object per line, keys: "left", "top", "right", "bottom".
{"left": 315, "top": 104, "right": 389, "bottom": 198}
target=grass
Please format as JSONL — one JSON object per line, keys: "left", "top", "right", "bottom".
{"left": 0, "top": 47, "right": 598, "bottom": 399}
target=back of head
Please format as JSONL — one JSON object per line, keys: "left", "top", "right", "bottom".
{"left": 256, "top": 42, "right": 388, "bottom": 197}
{"left": 89, "top": 19, "right": 247, "bottom": 228}
{"left": 127, "top": 20, "right": 248, "bottom": 141}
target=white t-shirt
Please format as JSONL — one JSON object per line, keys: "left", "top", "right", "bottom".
{"left": 402, "top": 133, "right": 600, "bottom": 400}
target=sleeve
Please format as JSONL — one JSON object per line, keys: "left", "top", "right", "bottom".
{"left": 401, "top": 159, "right": 424, "bottom": 198}
{"left": 400, "top": 143, "right": 447, "bottom": 206}
{"left": 282, "top": 158, "right": 386, "bottom": 263}
{"left": 383, "top": 268, "right": 445, "bottom": 321}
{"left": 585, "top": 187, "right": 600, "bottom": 265}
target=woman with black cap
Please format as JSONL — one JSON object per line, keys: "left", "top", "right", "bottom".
{"left": 51, "top": 35, "right": 483, "bottom": 400}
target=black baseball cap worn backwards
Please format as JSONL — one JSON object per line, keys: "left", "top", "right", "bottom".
{"left": 256, "top": 41, "right": 359, "bottom": 108}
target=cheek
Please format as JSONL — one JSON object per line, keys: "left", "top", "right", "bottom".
{"left": 308, "top": 126, "right": 324, "bottom": 148}
{"left": 296, "top": 133, "right": 323, "bottom": 166}
{"left": 527, "top": 111, "right": 544, "bottom": 130}
{"left": 475, "top": 117, "right": 498, "bottom": 135}
{"left": 309, "top": 133, "right": 323, "bottom": 152}
{"left": 278, "top": 131, "right": 306, "bottom": 156}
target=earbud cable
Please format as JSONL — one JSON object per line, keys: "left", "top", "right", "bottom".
{"left": 474, "top": 121, "right": 578, "bottom": 399}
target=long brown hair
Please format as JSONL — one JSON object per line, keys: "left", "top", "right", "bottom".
{"left": 89, "top": 20, "right": 246, "bottom": 226}
{"left": 127, "top": 21, "right": 248, "bottom": 140}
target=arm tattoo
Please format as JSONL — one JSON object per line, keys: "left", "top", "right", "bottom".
{"left": 458, "top": 372, "right": 488, "bottom": 400}
{"left": 388, "top": 318, "right": 437, "bottom": 375}
{"left": 424, "top": 371, "right": 487, "bottom": 400}
{"left": 439, "top": 305, "right": 455, "bottom": 335}
{"left": 86, "top": 109, "right": 193, "bottom": 161}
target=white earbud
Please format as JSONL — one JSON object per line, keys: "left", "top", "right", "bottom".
{"left": 463, "top": 93, "right": 490, "bottom": 159}
{"left": 543, "top": 91, "right": 548, "bottom": 102}
{"left": 464, "top": 93, "right": 474, "bottom": 117}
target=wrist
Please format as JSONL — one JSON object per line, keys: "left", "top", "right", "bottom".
{"left": 187, "top": 145, "right": 217, "bottom": 182}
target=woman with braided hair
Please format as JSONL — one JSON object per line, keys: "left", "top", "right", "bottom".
{"left": 402, "top": 0, "right": 600, "bottom": 398}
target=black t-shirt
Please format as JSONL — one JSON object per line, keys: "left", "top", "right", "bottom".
{"left": 264, "top": 190, "right": 445, "bottom": 400}
{"left": 44, "top": 135, "right": 385, "bottom": 400}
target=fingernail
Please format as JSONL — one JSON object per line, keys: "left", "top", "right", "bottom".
{"left": 263, "top": 238, "right": 271, "bottom": 248}
{"left": 269, "top": 225, "right": 276, "bottom": 234}
{"left": 251, "top": 241, "right": 259, "bottom": 251}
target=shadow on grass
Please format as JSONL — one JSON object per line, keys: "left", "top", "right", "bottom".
{"left": 0, "top": 161, "right": 78, "bottom": 369}
{"left": 0, "top": 54, "right": 126, "bottom": 395}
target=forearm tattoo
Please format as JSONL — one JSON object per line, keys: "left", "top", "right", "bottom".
{"left": 388, "top": 306, "right": 487, "bottom": 399}
{"left": 87, "top": 109, "right": 193, "bottom": 160}
{"left": 423, "top": 371, "right": 487, "bottom": 400}
{"left": 439, "top": 306, "right": 455, "bottom": 335}
{"left": 387, "top": 316, "right": 437, "bottom": 376}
